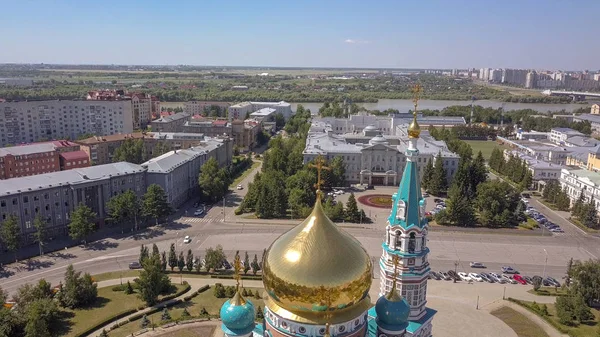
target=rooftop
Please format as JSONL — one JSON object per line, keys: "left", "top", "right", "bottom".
{"left": 141, "top": 140, "right": 223, "bottom": 173}
{"left": 565, "top": 136, "right": 600, "bottom": 147}
{"left": 59, "top": 150, "right": 90, "bottom": 161}
{"left": 0, "top": 162, "right": 145, "bottom": 197}
{"left": 563, "top": 168, "right": 600, "bottom": 186}
{"left": 250, "top": 108, "right": 276, "bottom": 116}
{"left": 552, "top": 127, "right": 584, "bottom": 135}
{"left": 0, "top": 143, "right": 57, "bottom": 157}
{"left": 575, "top": 114, "right": 600, "bottom": 124}
{"left": 152, "top": 112, "right": 191, "bottom": 123}
{"left": 75, "top": 133, "right": 148, "bottom": 144}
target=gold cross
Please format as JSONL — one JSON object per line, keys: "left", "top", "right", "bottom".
{"left": 412, "top": 84, "right": 422, "bottom": 116}
{"left": 308, "top": 155, "right": 331, "bottom": 192}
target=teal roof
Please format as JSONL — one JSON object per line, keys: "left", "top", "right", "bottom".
{"left": 375, "top": 294, "right": 410, "bottom": 328}
{"left": 388, "top": 160, "right": 426, "bottom": 230}
{"left": 367, "top": 306, "right": 437, "bottom": 336}
{"left": 220, "top": 295, "right": 256, "bottom": 335}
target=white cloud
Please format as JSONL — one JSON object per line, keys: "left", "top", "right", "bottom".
{"left": 344, "top": 39, "right": 369, "bottom": 44}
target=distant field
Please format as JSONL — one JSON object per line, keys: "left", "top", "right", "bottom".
{"left": 464, "top": 140, "right": 510, "bottom": 160}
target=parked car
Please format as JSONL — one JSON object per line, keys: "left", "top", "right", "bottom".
{"left": 128, "top": 261, "right": 142, "bottom": 269}
{"left": 194, "top": 209, "right": 204, "bottom": 216}
{"left": 439, "top": 271, "right": 451, "bottom": 281}
{"left": 237, "top": 184, "right": 244, "bottom": 190}
{"left": 430, "top": 271, "right": 441, "bottom": 280}
{"left": 550, "top": 228, "right": 564, "bottom": 233}
{"left": 546, "top": 277, "right": 561, "bottom": 287}
{"left": 470, "top": 262, "right": 486, "bottom": 268}
{"left": 501, "top": 266, "right": 519, "bottom": 274}
{"left": 468, "top": 273, "right": 483, "bottom": 282}
{"left": 434, "top": 198, "right": 444, "bottom": 204}
{"left": 513, "top": 274, "right": 527, "bottom": 285}
{"left": 183, "top": 235, "right": 192, "bottom": 244}
{"left": 222, "top": 260, "right": 232, "bottom": 270}
{"left": 448, "top": 270, "right": 459, "bottom": 280}
{"left": 522, "top": 275, "right": 533, "bottom": 284}
{"left": 501, "top": 274, "right": 517, "bottom": 284}
{"left": 479, "top": 273, "right": 494, "bottom": 283}
{"left": 489, "top": 272, "right": 505, "bottom": 283}
{"left": 522, "top": 193, "right": 531, "bottom": 198}
{"left": 458, "top": 272, "right": 471, "bottom": 282}
{"left": 422, "top": 193, "right": 430, "bottom": 198}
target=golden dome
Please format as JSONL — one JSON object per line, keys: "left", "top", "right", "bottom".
{"left": 262, "top": 196, "right": 372, "bottom": 318}
{"left": 408, "top": 113, "right": 421, "bottom": 138}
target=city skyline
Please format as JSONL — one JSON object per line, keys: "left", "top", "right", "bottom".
{"left": 2, "top": 0, "right": 600, "bottom": 70}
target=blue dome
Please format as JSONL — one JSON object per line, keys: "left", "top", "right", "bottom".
{"left": 220, "top": 293, "right": 256, "bottom": 335}
{"left": 375, "top": 294, "right": 410, "bottom": 327}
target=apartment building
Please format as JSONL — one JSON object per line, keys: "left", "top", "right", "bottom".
{"left": 141, "top": 138, "right": 232, "bottom": 207}
{"left": 549, "top": 127, "right": 585, "bottom": 145}
{"left": 182, "top": 119, "right": 232, "bottom": 138}
{"left": 150, "top": 113, "right": 191, "bottom": 132}
{"left": 0, "top": 162, "right": 146, "bottom": 246}
{"left": 228, "top": 101, "right": 292, "bottom": 121}
{"left": 0, "top": 100, "right": 134, "bottom": 147}
{"left": 0, "top": 140, "right": 90, "bottom": 179}
{"left": 87, "top": 90, "right": 160, "bottom": 129}
{"left": 231, "top": 119, "right": 262, "bottom": 152}
{"left": 75, "top": 132, "right": 209, "bottom": 165}
{"left": 560, "top": 168, "right": 600, "bottom": 213}
{"left": 184, "top": 101, "right": 230, "bottom": 116}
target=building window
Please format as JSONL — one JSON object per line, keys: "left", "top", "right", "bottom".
{"left": 0, "top": 201, "right": 4, "bottom": 207}
{"left": 23, "top": 196, "right": 29, "bottom": 203}
{"left": 25, "top": 221, "right": 31, "bottom": 229}
{"left": 12, "top": 198, "right": 17, "bottom": 205}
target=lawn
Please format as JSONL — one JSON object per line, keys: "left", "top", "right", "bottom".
{"left": 527, "top": 287, "right": 568, "bottom": 297}
{"left": 517, "top": 300, "right": 600, "bottom": 337}
{"left": 65, "top": 284, "right": 187, "bottom": 337}
{"left": 490, "top": 306, "right": 549, "bottom": 337}
{"left": 108, "top": 287, "right": 265, "bottom": 337}
{"left": 230, "top": 160, "right": 261, "bottom": 188}
{"left": 464, "top": 140, "right": 510, "bottom": 160}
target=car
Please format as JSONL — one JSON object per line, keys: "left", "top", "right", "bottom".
{"left": 468, "top": 273, "right": 483, "bottom": 282}
{"left": 434, "top": 198, "right": 444, "bottom": 204}
{"left": 522, "top": 193, "right": 531, "bottom": 198}
{"left": 128, "top": 261, "right": 142, "bottom": 269}
{"left": 513, "top": 274, "right": 527, "bottom": 285}
{"left": 550, "top": 228, "right": 564, "bottom": 233}
{"left": 480, "top": 273, "right": 494, "bottom": 283}
{"left": 501, "top": 274, "right": 517, "bottom": 284}
{"left": 435, "top": 204, "right": 445, "bottom": 210}
{"left": 439, "top": 271, "right": 451, "bottom": 281}
{"left": 522, "top": 275, "right": 533, "bottom": 284}
{"left": 222, "top": 260, "right": 232, "bottom": 270}
{"left": 502, "top": 266, "right": 519, "bottom": 274}
{"left": 458, "top": 272, "right": 472, "bottom": 282}
{"left": 183, "top": 235, "right": 192, "bottom": 244}
{"left": 546, "top": 277, "right": 561, "bottom": 287}
{"left": 448, "top": 270, "right": 459, "bottom": 280}
{"left": 193, "top": 202, "right": 199, "bottom": 208}
{"left": 422, "top": 193, "right": 430, "bottom": 198}
{"left": 194, "top": 209, "right": 204, "bottom": 216}
{"left": 237, "top": 184, "right": 244, "bottom": 190}
{"left": 430, "top": 271, "right": 441, "bottom": 280}
{"left": 489, "top": 272, "right": 505, "bottom": 283}
{"left": 470, "top": 262, "right": 486, "bottom": 268}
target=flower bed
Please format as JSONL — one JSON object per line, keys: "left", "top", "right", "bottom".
{"left": 357, "top": 194, "right": 393, "bottom": 209}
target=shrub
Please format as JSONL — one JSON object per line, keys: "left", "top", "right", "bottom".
{"left": 112, "top": 285, "right": 125, "bottom": 292}
{"left": 234, "top": 207, "right": 244, "bottom": 215}
{"left": 254, "top": 290, "right": 261, "bottom": 299}
{"left": 141, "top": 314, "right": 150, "bottom": 328}
{"left": 125, "top": 281, "right": 134, "bottom": 294}
{"left": 161, "top": 307, "right": 171, "bottom": 321}
{"left": 213, "top": 284, "right": 226, "bottom": 298}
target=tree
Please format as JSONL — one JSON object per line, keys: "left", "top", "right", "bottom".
{"left": 161, "top": 251, "right": 167, "bottom": 271}
{"left": 256, "top": 306, "right": 264, "bottom": 320}
{"left": 198, "top": 157, "right": 228, "bottom": 202}
{"left": 180, "top": 307, "right": 191, "bottom": 320}
{"left": 444, "top": 184, "right": 476, "bottom": 226}
{"left": 474, "top": 180, "right": 520, "bottom": 227}
{"left": 572, "top": 191, "right": 586, "bottom": 219}
{"left": 568, "top": 259, "right": 600, "bottom": 306}
{"left": 243, "top": 251, "right": 250, "bottom": 275}
{"left": 251, "top": 254, "right": 260, "bottom": 275}
{"left": 429, "top": 153, "right": 448, "bottom": 196}
{"left": 68, "top": 203, "right": 97, "bottom": 244}
{"left": 112, "top": 138, "right": 147, "bottom": 164}
{"left": 565, "top": 257, "right": 574, "bottom": 287}
{"left": 177, "top": 251, "right": 185, "bottom": 272}
{"left": 254, "top": 289, "right": 261, "bottom": 299}
{"left": 152, "top": 142, "right": 171, "bottom": 157}
{"left": 141, "top": 314, "right": 150, "bottom": 328}
{"left": 345, "top": 193, "right": 360, "bottom": 222}
{"left": 107, "top": 190, "right": 142, "bottom": 231}
{"left": 142, "top": 184, "right": 171, "bottom": 225}
{"left": 580, "top": 198, "right": 599, "bottom": 229}
{"left": 255, "top": 171, "right": 288, "bottom": 219}
{"left": 0, "top": 214, "right": 20, "bottom": 262}
{"left": 161, "top": 307, "right": 171, "bottom": 321}
{"left": 33, "top": 214, "right": 46, "bottom": 256}
{"left": 24, "top": 298, "right": 59, "bottom": 337}
{"left": 204, "top": 245, "right": 226, "bottom": 272}
{"left": 125, "top": 280, "right": 134, "bottom": 294}
{"left": 152, "top": 243, "right": 160, "bottom": 258}
{"left": 186, "top": 249, "right": 194, "bottom": 272}
{"left": 58, "top": 264, "right": 97, "bottom": 309}
{"left": 168, "top": 243, "right": 177, "bottom": 271}
{"left": 330, "top": 156, "right": 346, "bottom": 187}
{"left": 421, "top": 159, "right": 434, "bottom": 192}
{"left": 213, "top": 283, "right": 226, "bottom": 298}
{"left": 135, "top": 254, "right": 171, "bottom": 306}
{"left": 532, "top": 276, "right": 542, "bottom": 291}
{"left": 99, "top": 329, "right": 109, "bottom": 337}
{"left": 139, "top": 244, "right": 149, "bottom": 265}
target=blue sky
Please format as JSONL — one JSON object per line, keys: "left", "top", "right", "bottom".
{"left": 2, "top": 0, "right": 599, "bottom": 69}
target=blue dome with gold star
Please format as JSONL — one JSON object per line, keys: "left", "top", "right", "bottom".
{"left": 220, "top": 289, "right": 256, "bottom": 335}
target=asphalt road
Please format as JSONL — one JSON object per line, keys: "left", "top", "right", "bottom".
{"left": 1, "top": 163, "right": 599, "bottom": 296}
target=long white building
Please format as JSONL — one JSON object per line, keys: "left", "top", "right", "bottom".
{"left": 228, "top": 101, "right": 292, "bottom": 121}
{"left": 0, "top": 100, "right": 134, "bottom": 147}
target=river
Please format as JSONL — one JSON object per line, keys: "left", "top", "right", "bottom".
{"left": 290, "top": 99, "right": 591, "bottom": 114}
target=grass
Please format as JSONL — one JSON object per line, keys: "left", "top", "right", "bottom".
{"left": 145, "top": 326, "right": 217, "bottom": 337}
{"left": 93, "top": 270, "right": 140, "bottom": 282}
{"left": 491, "top": 306, "right": 549, "bottom": 337}
{"left": 513, "top": 299, "right": 600, "bottom": 337}
{"left": 568, "top": 218, "right": 600, "bottom": 234}
{"left": 108, "top": 287, "right": 265, "bottom": 337}
{"left": 229, "top": 161, "right": 261, "bottom": 188}
{"left": 65, "top": 284, "right": 186, "bottom": 337}
{"left": 92, "top": 270, "right": 251, "bottom": 282}
{"left": 518, "top": 218, "right": 539, "bottom": 230}
{"left": 464, "top": 140, "right": 510, "bottom": 160}
{"left": 527, "top": 287, "right": 568, "bottom": 297}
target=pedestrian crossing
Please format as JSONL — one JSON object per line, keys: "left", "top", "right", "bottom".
{"left": 179, "top": 217, "right": 225, "bottom": 224}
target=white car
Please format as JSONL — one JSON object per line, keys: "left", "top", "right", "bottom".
{"left": 489, "top": 272, "right": 505, "bottom": 283}
{"left": 193, "top": 209, "right": 204, "bottom": 216}
{"left": 502, "top": 274, "right": 518, "bottom": 284}
{"left": 469, "top": 262, "right": 485, "bottom": 268}
{"left": 468, "top": 273, "right": 483, "bottom": 282}
{"left": 237, "top": 184, "right": 243, "bottom": 190}
{"left": 458, "top": 272, "right": 471, "bottom": 282}
{"left": 183, "top": 235, "right": 192, "bottom": 244}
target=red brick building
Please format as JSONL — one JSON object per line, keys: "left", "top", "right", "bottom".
{"left": 0, "top": 140, "right": 89, "bottom": 180}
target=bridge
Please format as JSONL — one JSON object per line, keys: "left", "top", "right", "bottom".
{"left": 541, "top": 90, "right": 600, "bottom": 101}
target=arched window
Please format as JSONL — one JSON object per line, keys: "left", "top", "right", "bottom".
{"left": 395, "top": 231, "right": 402, "bottom": 248}
{"left": 408, "top": 233, "right": 416, "bottom": 253}
{"left": 421, "top": 235, "right": 426, "bottom": 249}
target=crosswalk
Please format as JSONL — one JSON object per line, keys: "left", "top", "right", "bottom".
{"left": 179, "top": 217, "right": 225, "bottom": 224}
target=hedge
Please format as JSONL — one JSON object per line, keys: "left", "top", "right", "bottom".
{"left": 506, "top": 298, "right": 569, "bottom": 334}
{"left": 127, "top": 299, "right": 184, "bottom": 324}
{"left": 210, "top": 275, "right": 262, "bottom": 280}
{"left": 160, "top": 282, "right": 191, "bottom": 302}
{"left": 73, "top": 308, "right": 137, "bottom": 337}
{"left": 198, "top": 285, "right": 210, "bottom": 293}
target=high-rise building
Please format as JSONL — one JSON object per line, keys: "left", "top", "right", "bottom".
{"left": 525, "top": 71, "right": 538, "bottom": 89}
{"left": 87, "top": 90, "right": 160, "bottom": 129}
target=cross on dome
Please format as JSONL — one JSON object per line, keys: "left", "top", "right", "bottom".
{"left": 309, "top": 155, "right": 331, "bottom": 193}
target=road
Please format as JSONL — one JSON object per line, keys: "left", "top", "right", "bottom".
{"left": 1, "top": 162, "right": 599, "bottom": 296}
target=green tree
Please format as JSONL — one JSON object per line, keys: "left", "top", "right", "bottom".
{"left": 177, "top": 251, "right": 185, "bottom": 272}
{"left": 255, "top": 171, "right": 288, "bottom": 218}
{"left": 568, "top": 259, "right": 600, "bottom": 306}
{"left": 161, "top": 307, "right": 171, "bottom": 321}
{"left": 125, "top": 280, "right": 134, "bottom": 295}
{"left": 330, "top": 156, "right": 346, "bottom": 187}
{"left": 142, "top": 184, "right": 171, "bottom": 225}
{"left": 112, "top": 138, "right": 147, "bottom": 164}
{"left": 68, "top": 203, "right": 97, "bottom": 245}
{"left": 152, "top": 243, "right": 160, "bottom": 258}
{"left": 421, "top": 159, "right": 434, "bottom": 192}
{"left": 256, "top": 305, "right": 264, "bottom": 320}
{"left": 33, "top": 214, "right": 46, "bottom": 256}
{"left": 161, "top": 251, "right": 167, "bottom": 271}
{"left": 24, "top": 298, "right": 59, "bottom": 337}
{"left": 180, "top": 307, "right": 191, "bottom": 320}
{"left": 57, "top": 264, "right": 97, "bottom": 309}
{"left": 152, "top": 142, "right": 171, "bottom": 158}
{"left": 186, "top": 249, "right": 194, "bottom": 272}
{"left": 532, "top": 276, "right": 542, "bottom": 291}
{"left": 107, "top": 190, "right": 142, "bottom": 231}
{"left": 139, "top": 244, "right": 149, "bottom": 265}
{"left": 474, "top": 180, "right": 520, "bottom": 227}
{"left": 204, "top": 245, "right": 226, "bottom": 272}
{"left": 168, "top": 243, "right": 177, "bottom": 271}
{"left": 429, "top": 153, "right": 448, "bottom": 196}
{"left": 572, "top": 191, "right": 586, "bottom": 219}
{"left": 444, "top": 184, "right": 476, "bottom": 226}
{"left": 580, "top": 199, "right": 599, "bottom": 229}
{"left": 251, "top": 254, "right": 260, "bottom": 275}
{"left": 140, "top": 314, "right": 150, "bottom": 328}
{"left": 99, "top": 329, "right": 109, "bottom": 337}
{"left": 213, "top": 283, "right": 226, "bottom": 298}
{"left": 345, "top": 193, "right": 360, "bottom": 222}
{"left": 243, "top": 251, "right": 250, "bottom": 275}
{"left": 199, "top": 157, "right": 228, "bottom": 202}
{"left": 0, "top": 214, "right": 20, "bottom": 262}
{"left": 135, "top": 254, "right": 171, "bottom": 306}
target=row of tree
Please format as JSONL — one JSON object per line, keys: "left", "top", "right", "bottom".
{"left": 553, "top": 259, "right": 600, "bottom": 327}
{"left": 112, "top": 138, "right": 171, "bottom": 165}
{"left": 421, "top": 153, "right": 448, "bottom": 197}
{"left": 0, "top": 264, "right": 97, "bottom": 337}
{"left": 322, "top": 193, "right": 367, "bottom": 223}
{"left": 488, "top": 148, "right": 533, "bottom": 190}
{"left": 541, "top": 180, "right": 571, "bottom": 212}
{"left": 543, "top": 180, "right": 600, "bottom": 229}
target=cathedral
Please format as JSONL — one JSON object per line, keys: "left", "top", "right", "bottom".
{"left": 219, "top": 99, "right": 436, "bottom": 337}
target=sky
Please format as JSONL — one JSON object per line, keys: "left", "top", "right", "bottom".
{"left": 2, "top": 0, "right": 599, "bottom": 70}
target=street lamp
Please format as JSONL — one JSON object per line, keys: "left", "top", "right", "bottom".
{"left": 454, "top": 260, "right": 460, "bottom": 283}
{"left": 543, "top": 249, "right": 548, "bottom": 278}
{"left": 223, "top": 196, "right": 226, "bottom": 221}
